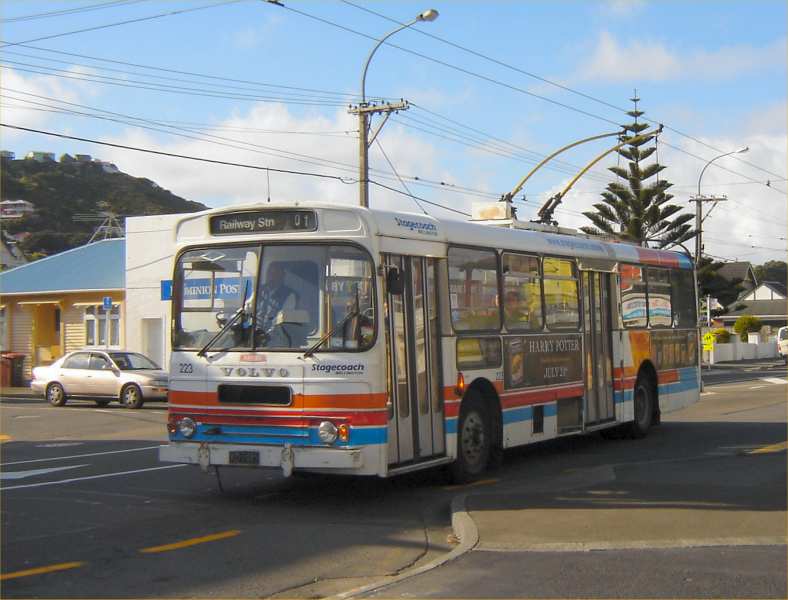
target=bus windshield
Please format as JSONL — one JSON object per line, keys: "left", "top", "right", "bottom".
{"left": 172, "top": 244, "right": 375, "bottom": 352}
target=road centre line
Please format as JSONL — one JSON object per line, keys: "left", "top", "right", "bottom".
{"left": 1, "top": 445, "right": 162, "bottom": 466}
{"left": 1, "top": 464, "right": 186, "bottom": 491}
{"left": 139, "top": 530, "right": 241, "bottom": 553}
{"left": 0, "top": 561, "right": 85, "bottom": 581}
{"left": 748, "top": 441, "right": 788, "bottom": 455}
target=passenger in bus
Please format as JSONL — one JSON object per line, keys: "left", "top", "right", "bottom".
{"left": 504, "top": 290, "right": 530, "bottom": 328}
{"left": 255, "top": 263, "right": 297, "bottom": 333}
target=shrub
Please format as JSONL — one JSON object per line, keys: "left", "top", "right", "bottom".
{"left": 733, "top": 315, "right": 762, "bottom": 341}
{"left": 712, "top": 328, "right": 731, "bottom": 343}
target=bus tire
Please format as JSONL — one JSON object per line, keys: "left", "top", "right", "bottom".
{"left": 628, "top": 376, "right": 654, "bottom": 439}
{"left": 449, "top": 391, "right": 492, "bottom": 484}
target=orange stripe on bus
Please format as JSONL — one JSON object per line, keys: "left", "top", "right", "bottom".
{"left": 169, "top": 390, "right": 387, "bottom": 409}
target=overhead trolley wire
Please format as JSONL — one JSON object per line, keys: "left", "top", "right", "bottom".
{"left": 1, "top": 0, "right": 149, "bottom": 23}
{"left": 0, "top": 0, "right": 248, "bottom": 48}
{"left": 0, "top": 122, "right": 473, "bottom": 218}
{"left": 339, "top": 1, "right": 787, "bottom": 184}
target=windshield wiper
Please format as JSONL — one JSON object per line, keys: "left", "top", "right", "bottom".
{"left": 196, "top": 279, "right": 251, "bottom": 357}
{"left": 302, "top": 306, "right": 359, "bottom": 359}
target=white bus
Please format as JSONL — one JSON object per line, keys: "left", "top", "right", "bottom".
{"left": 159, "top": 202, "right": 700, "bottom": 481}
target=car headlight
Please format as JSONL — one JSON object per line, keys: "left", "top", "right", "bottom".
{"left": 177, "top": 417, "right": 196, "bottom": 438}
{"left": 317, "top": 421, "right": 338, "bottom": 444}
{"left": 152, "top": 379, "right": 168, "bottom": 387}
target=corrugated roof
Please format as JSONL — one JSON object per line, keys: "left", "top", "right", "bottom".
{"left": 721, "top": 299, "right": 788, "bottom": 319}
{"left": 0, "top": 238, "right": 124, "bottom": 294}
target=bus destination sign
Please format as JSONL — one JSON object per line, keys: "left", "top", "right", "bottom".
{"left": 210, "top": 210, "right": 317, "bottom": 235}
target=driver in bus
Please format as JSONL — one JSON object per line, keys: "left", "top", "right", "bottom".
{"left": 255, "top": 263, "right": 297, "bottom": 334}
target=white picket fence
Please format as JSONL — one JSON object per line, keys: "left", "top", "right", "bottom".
{"left": 705, "top": 339, "right": 778, "bottom": 363}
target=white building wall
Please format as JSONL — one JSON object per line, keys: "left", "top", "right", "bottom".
{"left": 124, "top": 214, "right": 182, "bottom": 368}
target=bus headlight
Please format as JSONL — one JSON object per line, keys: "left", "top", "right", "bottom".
{"left": 318, "top": 421, "right": 338, "bottom": 444}
{"left": 177, "top": 417, "right": 197, "bottom": 438}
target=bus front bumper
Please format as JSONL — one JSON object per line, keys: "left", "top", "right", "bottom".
{"left": 159, "top": 442, "right": 364, "bottom": 477}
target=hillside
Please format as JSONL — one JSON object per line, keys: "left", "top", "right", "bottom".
{"left": 1, "top": 156, "right": 208, "bottom": 258}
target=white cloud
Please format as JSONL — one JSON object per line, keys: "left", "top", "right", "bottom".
{"left": 603, "top": 0, "right": 646, "bottom": 17}
{"left": 98, "top": 102, "right": 454, "bottom": 215}
{"left": 230, "top": 14, "right": 283, "bottom": 50}
{"left": 577, "top": 32, "right": 787, "bottom": 83}
{"left": 0, "top": 66, "right": 99, "bottom": 136}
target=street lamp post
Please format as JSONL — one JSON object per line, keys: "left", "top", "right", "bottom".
{"left": 692, "top": 146, "right": 748, "bottom": 381}
{"left": 353, "top": 9, "right": 439, "bottom": 208}
{"left": 694, "top": 146, "right": 749, "bottom": 267}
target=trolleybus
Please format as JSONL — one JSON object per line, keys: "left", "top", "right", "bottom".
{"left": 159, "top": 202, "right": 699, "bottom": 481}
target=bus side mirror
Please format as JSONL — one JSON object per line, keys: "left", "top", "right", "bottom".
{"left": 386, "top": 268, "right": 404, "bottom": 295}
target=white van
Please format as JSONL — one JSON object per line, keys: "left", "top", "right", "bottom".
{"left": 778, "top": 327, "right": 788, "bottom": 363}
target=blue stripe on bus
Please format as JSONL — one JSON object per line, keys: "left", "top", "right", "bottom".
{"left": 169, "top": 424, "right": 387, "bottom": 446}
{"left": 677, "top": 254, "right": 694, "bottom": 269}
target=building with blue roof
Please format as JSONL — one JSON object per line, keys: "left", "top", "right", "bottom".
{"left": 0, "top": 239, "right": 125, "bottom": 379}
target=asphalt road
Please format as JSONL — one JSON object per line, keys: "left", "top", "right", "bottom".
{"left": 1, "top": 368, "right": 785, "bottom": 598}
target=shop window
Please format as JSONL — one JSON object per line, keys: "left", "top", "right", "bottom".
{"left": 502, "top": 253, "right": 543, "bottom": 331}
{"left": 448, "top": 247, "right": 500, "bottom": 331}
{"left": 85, "top": 305, "right": 120, "bottom": 347}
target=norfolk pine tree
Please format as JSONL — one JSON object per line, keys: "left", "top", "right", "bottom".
{"left": 580, "top": 96, "right": 695, "bottom": 249}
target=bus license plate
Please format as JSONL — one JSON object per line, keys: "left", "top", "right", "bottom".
{"left": 229, "top": 451, "right": 259, "bottom": 466}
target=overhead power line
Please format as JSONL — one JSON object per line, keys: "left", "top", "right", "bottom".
{"left": 1, "top": 0, "right": 149, "bottom": 23}
{"left": 0, "top": 122, "right": 471, "bottom": 218}
{"left": 0, "top": 0, "right": 247, "bottom": 48}
{"left": 339, "top": 1, "right": 787, "bottom": 183}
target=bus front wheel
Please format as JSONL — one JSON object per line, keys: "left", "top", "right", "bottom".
{"left": 449, "top": 392, "right": 491, "bottom": 484}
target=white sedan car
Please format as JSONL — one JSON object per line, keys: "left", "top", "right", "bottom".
{"left": 31, "top": 350, "right": 169, "bottom": 409}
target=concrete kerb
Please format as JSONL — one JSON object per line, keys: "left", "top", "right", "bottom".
{"left": 330, "top": 493, "right": 479, "bottom": 600}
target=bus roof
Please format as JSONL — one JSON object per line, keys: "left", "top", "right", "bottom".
{"left": 175, "top": 202, "right": 694, "bottom": 270}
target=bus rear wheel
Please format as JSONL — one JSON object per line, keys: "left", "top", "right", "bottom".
{"left": 629, "top": 376, "right": 654, "bottom": 439}
{"left": 449, "top": 392, "right": 491, "bottom": 484}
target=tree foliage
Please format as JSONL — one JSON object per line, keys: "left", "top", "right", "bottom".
{"left": 580, "top": 96, "right": 695, "bottom": 249}
{"left": 753, "top": 260, "right": 787, "bottom": 287}
{"left": 697, "top": 256, "right": 744, "bottom": 310}
{"left": 733, "top": 315, "right": 762, "bottom": 341}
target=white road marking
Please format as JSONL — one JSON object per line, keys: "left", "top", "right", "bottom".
{"left": 749, "top": 385, "right": 767, "bottom": 390}
{"left": 1, "top": 464, "right": 187, "bottom": 491}
{"left": 35, "top": 442, "right": 84, "bottom": 448}
{"left": 13, "top": 415, "right": 41, "bottom": 419}
{"left": 1, "top": 445, "right": 161, "bottom": 466}
{"left": 0, "top": 464, "right": 88, "bottom": 481}
{"left": 700, "top": 391, "right": 717, "bottom": 396}
{"left": 761, "top": 377, "right": 787, "bottom": 385}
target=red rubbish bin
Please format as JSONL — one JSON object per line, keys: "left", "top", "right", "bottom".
{"left": 2, "top": 353, "right": 26, "bottom": 387}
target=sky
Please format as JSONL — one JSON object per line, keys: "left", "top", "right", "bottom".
{"left": 1, "top": 0, "right": 786, "bottom": 264}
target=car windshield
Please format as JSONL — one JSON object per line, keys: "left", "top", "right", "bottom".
{"left": 109, "top": 352, "right": 160, "bottom": 370}
{"left": 780, "top": 328, "right": 788, "bottom": 341}
{"left": 172, "top": 244, "right": 375, "bottom": 352}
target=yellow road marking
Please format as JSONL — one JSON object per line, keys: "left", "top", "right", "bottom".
{"left": 442, "top": 478, "right": 498, "bottom": 491}
{"left": 139, "top": 530, "right": 241, "bottom": 554}
{"left": 0, "top": 561, "right": 85, "bottom": 580}
{"left": 0, "top": 434, "right": 11, "bottom": 442}
{"left": 749, "top": 441, "right": 788, "bottom": 455}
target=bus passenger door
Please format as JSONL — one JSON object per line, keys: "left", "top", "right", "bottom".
{"left": 582, "top": 271, "right": 615, "bottom": 426}
{"left": 384, "top": 254, "right": 445, "bottom": 466}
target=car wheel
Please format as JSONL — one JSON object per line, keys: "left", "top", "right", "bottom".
{"left": 121, "top": 384, "right": 144, "bottom": 409}
{"left": 47, "top": 382, "right": 67, "bottom": 407}
{"left": 95, "top": 399, "right": 111, "bottom": 407}
{"left": 628, "top": 376, "right": 654, "bottom": 439}
{"left": 449, "top": 392, "right": 491, "bottom": 484}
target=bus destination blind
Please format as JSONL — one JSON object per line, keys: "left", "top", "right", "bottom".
{"left": 210, "top": 210, "right": 317, "bottom": 235}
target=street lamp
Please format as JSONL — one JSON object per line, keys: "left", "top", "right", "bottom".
{"left": 694, "top": 146, "right": 749, "bottom": 265}
{"left": 355, "top": 9, "right": 439, "bottom": 208}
